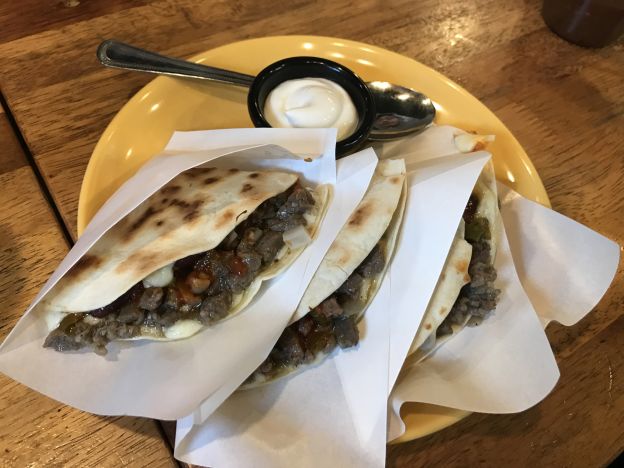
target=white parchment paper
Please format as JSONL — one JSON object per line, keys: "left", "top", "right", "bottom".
{"left": 498, "top": 183, "right": 620, "bottom": 327}
{"left": 175, "top": 273, "right": 392, "bottom": 468}
{"left": 1, "top": 124, "right": 618, "bottom": 467}
{"left": 173, "top": 142, "right": 498, "bottom": 468}
{"left": 384, "top": 126, "right": 620, "bottom": 441}
{"left": 0, "top": 128, "right": 379, "bottom": 420}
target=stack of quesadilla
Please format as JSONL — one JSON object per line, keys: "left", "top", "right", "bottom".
{"left": 243, "top": 158, "right": 407, "bottom": 388}
{"left": 43, "top": 166, "right": 330, "bottom": 355}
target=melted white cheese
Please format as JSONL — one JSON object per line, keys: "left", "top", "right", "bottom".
{"left": 143, "top": 263, "right": 174, "bottom": 288}
{"left": 453, "top": 133, "right": 495, "bottom": 152}
{"left": 164, "top": 320, "right": 203, "bottom": 340}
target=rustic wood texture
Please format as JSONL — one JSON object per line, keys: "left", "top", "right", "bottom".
{"left": 389, "top": 316, "right": 624, "bottom": 467}
{"left": 0, "top": 0, "right": 621, "bottom": 466}
{"left": 0, "top": 105, "right": 177, "bottom": 467}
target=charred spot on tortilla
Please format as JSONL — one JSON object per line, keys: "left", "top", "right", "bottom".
{"left": 425, "top": 323, "right": 432, "bottom": 330}
{"left": 125, "top": 206, "right": 162, "bottom": 239}
{"left": 236, "top": 210, "right": 248, "bottom": 222}
{"left": 203, "top": 177, "right": 218, "bottom": 185}
{"left": 304, "top": 157, "right": 313, "bottom": 162}
{"left": 439, "top": 307, "right": 447, "bottom": 316}
{"left": 335, "top": 250, "right": 352, "bottom": 267}
{"left": 183, "top": 211, "right": 200, "bottom": 222}
{"left": 390, "top": 176, "right": 402, "bottom": 185}
{"left": 184, "top": 167, "right": 213, "bottom": 178}
{"left": 228, "top": 168, "right": 239, "bottom": 173}
{"left": 65, "top": 255, "right": 102, "bottom": 279}
{"left": 163, "top": 199, "right": 204, "bottom": 223}
{"left": 216, "top": 209, "right": 236, "bottom": 229}
{"left": 155, "top": 219, "right": 164, "bottom": 227}
{"left": 160, "top": 185, "right": 181, "bottom": 195}
{"left": 248, "top": 172, "right": 260, "bottom": 179}
{"left": 455, "top": 259, "right": 468, "bottom": 272}
{"left": 348, "top": 203, "right": 371, "bottom": 227}
{"left": 241, "top": 183, "right": 254, "bottom": 193}
{"left": 114, "top": 251, "right": 159, "bottom": 275}
{"left": 170, "top": 198, "right": 202, "bottom": 212}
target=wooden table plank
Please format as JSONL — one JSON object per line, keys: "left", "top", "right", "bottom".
{"left": 0, "top": 105, "right": 25, "bottom": 174}
{"left": 388, "top": 315, "right": 624, "bottom": 467}
{"left": 0, "top": 0, "right": 556, "bottom": 239}
{"left": 0, "top": 0, "right": 621, "bottom": 466}
{"left": 0, "top": 0, "right": 158, "bottom": 43}
{"left": 0, "top": 105, "right": 177, "bottom": 467}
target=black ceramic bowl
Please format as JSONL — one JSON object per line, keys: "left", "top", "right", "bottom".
{"left": 247, "top": 56, "right": 375, "bottom": 158}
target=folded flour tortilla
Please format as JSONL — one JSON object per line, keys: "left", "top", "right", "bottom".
{"left": 407, "top": 135, "right": 501, "bottom": 362}
{"left": 43, "top": 166, "right": 330, "bottom": 354}
{"left": 242, "top": 158, "right": 407, "bottom": 388}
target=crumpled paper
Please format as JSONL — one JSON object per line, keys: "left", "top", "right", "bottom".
{"left": 175, "top": 274, "right": 392, "bottom": 468}
{"left": 381, "top": 126, "right": 620, "bottom": 441}
{"left": 0, "top": 128, "right": 379, "bottom": 420}
{"left": 173, "top": 126, "right": 618, "bottom": 467}
{"left": 174, "top": 138, "right": 498, "bottom": 467}
{"left": 1, "top": 124, "right": 618, "bottom": 468}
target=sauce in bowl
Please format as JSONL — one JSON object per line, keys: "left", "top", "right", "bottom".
{"left": 263, "top": 78, "right": 358, "bottom": 141}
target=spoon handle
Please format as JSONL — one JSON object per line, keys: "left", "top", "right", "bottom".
{"left": 97, "top": 40, "right": 255, "bottom": 87}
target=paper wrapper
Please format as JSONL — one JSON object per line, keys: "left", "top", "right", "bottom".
{"left": 380, "top": 126, "right": 620, "bottom": 441}
{"left": 173, "top": 141, "right": 499, "bottom": 467}
{"left": 176, "top": 277, "right": 392, "bottom": 468}
{"left": 174, "top": 126, "right": 618, "bottom": 467}
{"left": 0, "top": 128, "right": 383, "bottom": 420}
{"left": 0, "top": 124, "right": 618, "bottom": 467}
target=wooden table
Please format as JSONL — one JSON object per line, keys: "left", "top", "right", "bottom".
{"left": 0, "top": 0, "right": 621, "bottom": 466}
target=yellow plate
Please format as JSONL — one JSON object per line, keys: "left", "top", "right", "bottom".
{"left": 78, "top": 35, "right": 550, "bottom": 441}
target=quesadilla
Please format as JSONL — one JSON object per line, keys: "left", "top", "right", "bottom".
{"left": 408, "top": 134, "right": 501, "bottom": 360}
{"left": 43, "top": 166, "right": 330, "bottom": 355}
{"left": 242, "top": 158, "right": 407, "bottom": 388}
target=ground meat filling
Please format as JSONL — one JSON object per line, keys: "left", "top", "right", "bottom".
{"left": 44, "top": 183, "right": 315, "bottom": 355}
{"left": 437, "top": 194, "right": 500, "bottom": 338}
{"left": 250, "top": 242, "right": 386, "bottom": 382}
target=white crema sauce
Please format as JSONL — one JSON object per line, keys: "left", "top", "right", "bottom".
{"left": 263, "top": 78, "right": 358, "bottom": 140}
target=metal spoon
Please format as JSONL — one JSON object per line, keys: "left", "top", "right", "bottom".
{"left": 97, "top": 40, "right": 436, "bottom": 140}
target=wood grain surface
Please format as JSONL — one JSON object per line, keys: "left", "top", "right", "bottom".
{"left": 0, "top": 105, "right": 177, "bottom": 467}
{"left": 0, "top": 0, "right": 622, "bottom": 466}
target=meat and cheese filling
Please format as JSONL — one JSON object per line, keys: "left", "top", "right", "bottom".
{"left": 44, "top": 183, "right": 316, "bottom": 355}
{"left": 436, "top": 193, "right": 500, "bottom": 337}
{"left": 246, "top": 243, "right": 385, "bottom": 384}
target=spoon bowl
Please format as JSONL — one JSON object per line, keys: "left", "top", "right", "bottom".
{"left": 367, "top": 81, "right": 436, "bottom": 140}
{"left": 97, "top": 40, "right": 435, "bottom": 151}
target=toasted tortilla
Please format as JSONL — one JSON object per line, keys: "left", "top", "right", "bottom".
{"left": 407, "top": 158, "right": 501, "bottom": 360}
{"left": 241, "top": 159, "right": 407, "bottom": 389}
{"left": 293, "top": 159, "right": 407, "bottom": 321}
{"left": 408, "top": 220, "right": 473, "bottom": 355}
{"left": 43, "top": 166, "right": 330, "bottom": 342}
